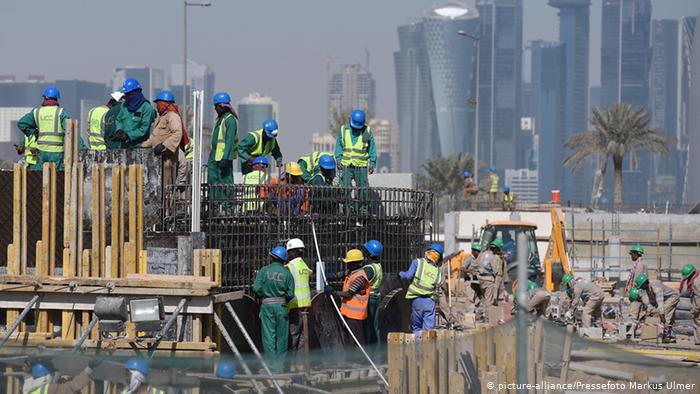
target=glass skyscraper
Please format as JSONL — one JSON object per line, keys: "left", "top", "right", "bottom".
{"left": 237, "top": 93, "right": 279, "bottom": 136}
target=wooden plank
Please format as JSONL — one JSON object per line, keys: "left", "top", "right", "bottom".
{"left": 8, "top": 164, "right": 22, "bottom": 275}
{"left": 49, "top": 163, "right": 56, "bottom": 275}
{"left": 387, "top": 332, "right": 404, "bottom": 394}
{"left": 0, "top": 337, "right": 216, "bottom": 351}
{"left": 111, "top": 165, "right": 124, "bottom": 278}
{"left": 436, "top": 330, "right": 449, "bottom": 394}
{"left": 123, "top": 241, "right": 133, "bottom": 275}
{"left": 419, "top": 330, "right": 437, "bottom": 394}
{"left": 98, "top": 164, "right": 106, "bottom": 277}
{"left": 20, "top": 164, "right": 27, "bottom": 275}
{"left": 0, "top": 288, "right": 216, "bottom": 305}
{"left": 61, "top": 309, "right": 77, "bottom": 340}
{"left": 481, "top": 371, "right": 498, "bottom": 394}
{"left": 212, "top": 249, "right": 222, "bottom": 286}
{"left": 82, "top": 250, "right": 91, "bottom": 278}
{"left": 0, "top": 274, "right": 216, "bottom": 289}
{"left": 193, "top": 249, "right": 202, "bottom": 277}
{"left": 560, "top": 324, "right": 574, "bottom": 382}
{"left": 138, "top": 250, "right": 148, "bottom": 275}
{"left": 404, "top": 333, "right": 417, "bottom": 394}
{"left": 192, "top": 315, "right": 203, "bottom": 343}
{"left": 128, "top": 164, "right": 137, "bottom": 272}
{"left": 76, "top": 162, "right": 84, "bottom": 274}
{"left": 212, "top": 290, "right": 246, "bottom": 304}
{"left": 136, "top": 165, "right": 144, "bottom": 264}
{"left": 38, "top": 164, "right": 50, "bottom": 276}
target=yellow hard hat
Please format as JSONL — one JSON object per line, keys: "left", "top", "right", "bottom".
{"left": 343, "top": 249, "right": 364, "bottom": 263}
{"left": 285, "top": 162, "right": 303, "bottom": 176}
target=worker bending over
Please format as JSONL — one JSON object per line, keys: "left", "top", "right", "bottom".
{"left": 23, "top": 359, "right": 100, "bottom": 394}
{"left": 680, "top": 264, "right": 700, "bottom": 345}
{"left": 298, "top": 152, "right": 334, "bottom": 183}
{"left": 526, "top": 281, "right": 551, "bottom": 316}
{"left": 114, "top": 78, "right": 155, "bottom": 148}
{"left": 242, "top": 157, "right": 270, "bottom": 213}
{"left": 253, "top": 246, "right": 295, "bottom": 370}
{"left": 561, "top": 274, "right": 604, "bottom": 328}
{"left": 18, "top": 87, "right": 70, "bottom": 169}
{"left": 325, "top": 249, "right": 372, "bottom": 344}
{"left": 400, "top": 243, "right": 444, "bottom": 333}
{"left": 625, "top": 244, "right": 649, "bottom": 324}
{"left": 361, "top": 240, "right": 383, "bottom": 345}
{"left": 285, "top": 238, "right": 312, "bottom": 352}
{"left": 307, "top": 155, "right": 337, "bottom": 185}
{"left": 629, "top": 273, "right": 679, "bottom": 343}
{"left": 239, "top": 119, "right": 282, "bottom": 175}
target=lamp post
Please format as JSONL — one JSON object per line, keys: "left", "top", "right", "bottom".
{"left": 458, "top": 29, "right": 480, "bottom": 186}
{"left": 183, "top": 1, "right": 211, "bottom": 116}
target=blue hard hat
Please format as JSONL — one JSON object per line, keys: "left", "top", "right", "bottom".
{"left": 215, "top": 361, "right": 237, "bottom": 379}
{"left": 350, "top": 109, "right": 366, "bottom": 129}
{"left": 213, "top": 92, "right": 231, "bottom": 105}
{"left": 42, "top": 86, "right": 60, "bottom": 99}
{"left": 504, "top": 185, "right": 510, "bottom": 193}
{"left": 125, "top": 358, "right": 149, "bottom": 375}
{"left": 490, "top": 165, "right": 497, "bottom": 172}
{"left": 263, "top": 119, "right": 278, "bottom": 138}
{"left": 32, "top": 362, "right": 52, "bottom": 378}
{"left": 270, "top": 246, "right": 288, "bottom": 262}
{"left": 252, "top": 156, "right": 269, "bottom": 167}
{"left": 121, "top": 78, "right": 141, "bottom": 93}
{"left": 319, "top": 154, "right": 335, "bottom": 170}
{"left": 155, "top": 90, "right": 175, "bottom": 102}
{"left": 463, "top": 171, "right": 470, "bottom": 178}
{"left": 428, "top": 243, "right": 444, "bottom": 258}
{"left": 363, "top": 240, "right": 383, "bottom": 258}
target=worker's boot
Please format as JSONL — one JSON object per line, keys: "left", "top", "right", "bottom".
{"left": 662, "top": 326, "right": 676, "bottom": 343}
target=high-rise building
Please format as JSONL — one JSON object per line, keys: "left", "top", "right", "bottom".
{"left": 505, "top": 168, "right": 539, "bottom": 203}
{"left": 327, "top": 63, "right": 375, "bottom": 128}
{"left": 685, "top": 13, "right": 700, "bottom": 204}
{"left": 476, "top": 0, "right": 523, "bottom": 170}
{"left": 548, "top": 0, "right": 592, "bottom": 204}
{"left": 368, "top": 119, "right": 396, "bottom": 172}
{"left": 0, "top": 107, "right": 32, "bottom": 143}
{"left": 310, "top": 133, "right": 336, "bottom": 154}
{"left": 237, "top": 93, "right": 278, "bottom": 136}
{"left": 111, "top": 66, "right": 166, "bottom": 101}
{"left": 169, "top": 60, "right": 215, "bottom": 126}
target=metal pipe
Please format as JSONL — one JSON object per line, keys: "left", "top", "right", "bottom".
{"left": 72, "top": 315, "right": 98, "bottom": 352}
{"left": 0, "top": 295, "right": 39, "bottom": 347}
{"left": 224, "top": 302, "right": 285, "bottom": 394}
{"left": 213, "top": 312, "right": 264, "bottom": 394}
{"left": 155, "top": 298, "right": 187, "bottom": 343}
{"left": 515, "top": 233, "right": 528, "bottom": 393}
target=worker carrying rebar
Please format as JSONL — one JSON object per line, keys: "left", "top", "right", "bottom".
{"left": 625, "top": 244, "right": 648, "bottom": 325}
{"left": 114, "top": 78, "right": 156, "bottom": 148}
{"left": 238, "top": 118, "right": 282, "bottom": 175}
{"left": 325, "top": 249, "right": 371, "bottom": 344}
{"left": 680, "top": 264, "right": 700, "bottom": 345}
{"left": 361, "top": 240, "right": 383, "bottom": 345}
{"left": 488, "top": 166, "right": 499, "bottom": 209}
{"left": 335, "top": 109, "right": 376, "bottom": 214}
{"left": 242, "top": 157, "right": 270, "bottom": 213}
{"left": 629, "top": 273, "right": 679, "bottom": 343}
{"left": 285, "top": 238, "right": 312, "bottom": 352}
{"left": 400, "top": 243, "right": 444, "bottom": 333}
{"left": 462, "top": 171, "right": 478, "bottom": 210}
{"left": 502, "top": 185, "right": 516, "bottom": 211}
{"left": 22, "top": 358, "right": 100, "bottom": 394}
{"left": 477, "top": 240, "right": 506, "bottom": 308}
{"left": 17, "top": 87, "right": 70, "bottom": 170}
{"left": 124, "top": 357, "right": 165, "bottom": 394}
{"left": 86, "top": 91, "right": 123, "bottom": 151}
{"left": 208, "top": 92, "right": 239, "bottom": 185}
{"left": 561, "top": 274, "right": 604, "bottom": 328}
{"left": 253, "top": 246, "right": 295, "bottom": 370}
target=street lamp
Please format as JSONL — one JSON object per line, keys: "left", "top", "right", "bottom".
{"left": 458, "top": 29, "right": 480, "bottom": 186}
{"left": 183, "top": 1, "right": 212, "bottom": 118}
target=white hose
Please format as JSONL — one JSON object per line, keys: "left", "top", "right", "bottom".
{"left": 310, "top": 221, "right": 389, "bottom": 387}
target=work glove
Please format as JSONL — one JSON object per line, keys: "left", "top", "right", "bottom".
{"left": 115, "top": 130, "right": 128, "bottom": 141}
{"left": 87, "top": 358, "right": 102, "bottom": 369}
{"left": 153, "top": 143, "right": 166, "bottom": 155}
{"left": 218, "top": 159, "right": 232, "bottom": 170}
{"left": 368, "top": 167, "right": 375, "bottom": 175}
{"left": 324, "top": 285, "right": 335, "bottom": 295}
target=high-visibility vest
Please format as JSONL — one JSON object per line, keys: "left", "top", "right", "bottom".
{"left": 286, "top": 258, "right": 312, "bottom": 309}
{"left": 184, "top": 139, "right": 193, "bottom": 159}
{"left": 248, "top": 129, "right": 278, "bottom": 157}
{"left": 503, "top": 192, "right": 515, "bottom": 203}
{"left": 340, "top": 125, "right": 372, "bottom": 167}
{"left": 29, "top": 384, "right": 48, "bottom": 394}
{"left": 365, "top": 262, "right": 383, "bottom": 296}
{"left": 340, "top": 268, "right": 369, "bottom": 320}
{"left": 34, "top": 106, "right": 65, "bottom": 153}
{"left": 87, "top": 105, "right": 108, "bottom": 151}
{"left": 489, "top": 173, "right": 499, "bottom": 193}
{"left": 300, "top": 151, "right": 332, "bottom": 173}
{"left": 242, "top": 170, "right": 268, "bottom": 212}
{"left": 25, "top": 135, "right": 38, "bottom": 165}
{"left": 213, "top": 113, "right": 234, "bottom": 161}
{"left": 406, "top": 258, "right": 440, "bottom": 299}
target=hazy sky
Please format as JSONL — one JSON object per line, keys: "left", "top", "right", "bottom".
{"left": 2, "top": 0, "right": 699, "bottom": 160}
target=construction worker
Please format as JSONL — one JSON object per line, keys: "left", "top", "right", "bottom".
{"left": 488, "top": 166, "right": 499, "bottom": 209}
{"left": 361, "top": 240, "right": 383, "bottom": 345}
{"left": 17, "top": 86, "right": 70, "bottom": 170}
{"left": 198, "top": 360, "right": 237, "bottom": 394}
{"left": 252, "top": 246, "right": 295, "bottom": 370}
{"left": 561, "top": 274, "right": 604, "bottom": 328}
{"left": 270, "top": 162, "right": 308, "bottom": 215}
{"left": 325, "top": 249, "right": 371, "bottom": 344}
{"left": 114, "top": 78, "right": 156, "bottom": 148}
{"left": 14, "top": 134, "right": 38, "bottom": 168}
{"left": 238, "top": 118, "right": 283, "bottom": 175}
{"left": 630, "top": 274, "right": 679, "bottom": 343}
{"left": 477, "top": 241, "right": 504, "bottom": 308}
{"left": 104, "top": 91, "right": 125, "bottom": 149}
{"left": 400, "top": 243, "right": 444, "bottom": 333}
{"left": 215, "top": 361, "right": 236, "bottom": 379}
{"left": 306, "top": 154, "right": 337, "bottom": 185}
{"left": 526, "top": 281, "right": 551, "bottom": 316}
{"left": 87, "top": 92, "right": 122, "bottom": 151}
{"left": 440, "top": 247, "right": 479, "bottom": 327}
{"left": 22, "top": 359, "right": 99, "bottom": 394}
{"left": 455, "top": 244, "right": 482, "bottom": 307}
{"left": 242, "top": 157, "right": 270, "bottom": 213}
{"left": 625, "top": 244, "right": 648, "bottom": 324}
{"left": 124, "top": 357, "right": 164, "bottom": 394}
{"left": 335, "top": 109, "right": 376, "bottom": 214}
{"left": 208, "top": 92, "right": 239, "bottom": 185}
{"left": 502, "top": 185, "right": 516, "bottom": 211}
{"left": 680, "top": 264, "right": 700, "bottom": 345}
{"left": 463, "top": 171, "right": 478, "bottom": 210}
{"left": 298, "top": 152, "right": 333, "bottom": 182}
{"left": 491, "top": 239, "right": 508, "bottom": 303}
{"left": 285, "top": 238, "right": 312, "bottom": 352}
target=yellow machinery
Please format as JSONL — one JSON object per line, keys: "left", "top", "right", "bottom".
{"left": 543, "top": 207, "right": 574, "bottom": 291}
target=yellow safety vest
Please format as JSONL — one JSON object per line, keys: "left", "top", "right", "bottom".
{"left": 242, "top": 170, "right": 268, "bottom": 212}
{"left": 300, "top": 152, "right": 332, "bottom": 173}
{"left": 29, "top": 384, "right": 48, "bottom": 394}
{"left": 249, "top": 129, "right": 278, "bottom": 157}
{"left": 214, "top": 113, "right": 234, "bottom": 161}
{"left": 286, "top": 258, "right": 312, "bottom": 309}
{"left": 406, "top": 258, "right": 440, "bottom": 299}
{"left": 25, "top": 135, "right": 38, "bottom": 165}
{"left": 489, "top": 174, "right": 500, "bottom": 193}
{"left": 365, "top": 262, "right": 383, "bottom": 296}
{"left": 87, "top": 105, "right": 109, "bottom": 151}
{"left": 503, "top": 192, "right": 515, "bottom": 203}
{"left": 340, "top": 126, "right": 371, "bottom": 167}
{"left": 34, "top": 106, "right": 65, "bottom": 153}
{"left": 184, "top": 139, "right": 193, "bottom": 159}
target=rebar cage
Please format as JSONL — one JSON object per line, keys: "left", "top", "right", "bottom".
{"left": 163, "top": 184, "right": 436, "bottom": 291}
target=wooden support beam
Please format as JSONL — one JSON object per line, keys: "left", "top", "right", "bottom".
{"left": 9, "top": 163, "right": 27, "bottom": 276}
{"left": 387, "top": 332, "right": 405, "bottom": 394}
{"left": 111, "top": 165, "right": 125, "bottom": 278}
{"left": 560, "top": 324, "right": 574, "bottom": 382}
{"left": 419, "top": 330, "right": 437, "bottom": 394}
{"left": 128, "top": 164, "right": 137, "bottom": 274}
{"left": 404, "top": 333, "right": 417, "bottom": 394}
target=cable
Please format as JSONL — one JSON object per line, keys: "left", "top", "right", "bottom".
{"left": 310, "top": 221, "right": 389, "bottom": 387}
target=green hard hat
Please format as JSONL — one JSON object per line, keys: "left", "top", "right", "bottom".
{"left": 629, "top": 244, "right": 645, "bottom": 255}
{"left": 628, "top": 287, "right": 639, "bottom": 302}
{"left": 561, "top": 273, "right": 574, "bottom": 286}
{"left": 682, "top": 264, "right": 696, "bottom": 279}
{"left": 490, "top": 238, "right": 504, "bottom": 250}
{"left": 527, "top": 280, "right": 538, "bottom": 291}
{"left": 471, "top": 244, "right": 482, "bottom": 251}
{"left": 634, "top": 273, "right": 649, "bottom": 288}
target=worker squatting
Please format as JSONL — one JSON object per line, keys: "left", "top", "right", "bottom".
{"left": 15, "top": 81, "right": 378, "bottom": 193}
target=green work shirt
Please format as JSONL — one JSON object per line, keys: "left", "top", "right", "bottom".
{"left": 253, "top": 262, "right": 295, "bottom": 301}
{"left": 17, "top": 107, "right": 70, "bottom": 141}
{"left": 104, "top": 103, "right": 123, "bottom": 149}
{"left": 334, "top": 124, "right": 377, "bottom": 168}
{"left": 208, "top": 113, "right": 238, "bottom": 163}
{"left": 307, "top": 172, "right": 333, "bottom": 185}
{"left": 115, "top": 101, "right": 156, "bottom": 148}
{"left": 238, "top": 131, "right": 283, "bottom": 164}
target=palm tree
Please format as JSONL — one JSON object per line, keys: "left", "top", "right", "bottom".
{"left": 563, "top": 103, "right": 673, "bottom": 209}
{"left": 422, "top": 152, "right": 475, "bottom": 210}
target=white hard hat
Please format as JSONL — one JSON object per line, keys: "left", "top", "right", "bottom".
{"left": 286, "top": 238, "right": 305, "bottom": 251}
{"left": 110, "top": 91, "right": 125, "bottom": 102}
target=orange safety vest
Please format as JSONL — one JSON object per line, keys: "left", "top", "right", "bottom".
{"left": 340, "top": 268, "right": 370, "bottom": 320}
